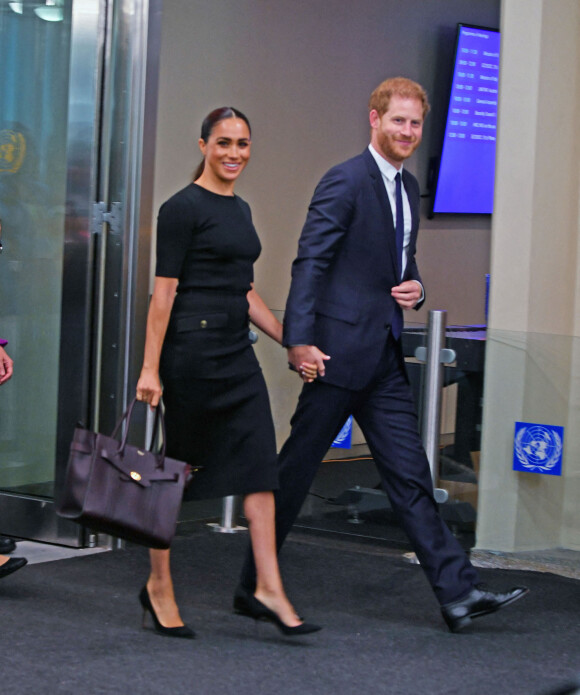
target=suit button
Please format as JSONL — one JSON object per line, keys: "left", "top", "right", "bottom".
{"left": 200, "top": 320, "right": 208, "bottom": 328}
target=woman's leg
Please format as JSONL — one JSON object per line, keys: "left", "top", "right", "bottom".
{"left": 243, "top": 491, "right": 302, "bottom": 627}
{"left": 146, "top": 548, "right": 186, "bottom": 628}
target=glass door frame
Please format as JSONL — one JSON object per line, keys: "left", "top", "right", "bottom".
{"left": 0, "top": 0, "right": 160, "bottom": 546}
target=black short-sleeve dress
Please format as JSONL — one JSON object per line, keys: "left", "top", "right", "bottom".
{"left": 156, "top": 183, "right": 278, "bottom": 500}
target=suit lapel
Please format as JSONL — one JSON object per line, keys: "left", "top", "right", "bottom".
{"left": 363, "top": 149, "right": 400, "bottom": 281}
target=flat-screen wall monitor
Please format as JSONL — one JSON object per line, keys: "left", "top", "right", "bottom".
{"left": 432, "top": 24, "right": 500, "bottom": 215}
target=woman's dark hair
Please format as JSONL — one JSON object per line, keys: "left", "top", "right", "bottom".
{"left": 192, "top": 107, "right": 251, "bottom": 181}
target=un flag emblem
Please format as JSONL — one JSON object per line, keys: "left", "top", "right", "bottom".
{"left": 513, "top": 422, "right": 564, "bottom": 476}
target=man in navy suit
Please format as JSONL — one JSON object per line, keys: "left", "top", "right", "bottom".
{"left": 236, "top": 77, "right": 528, "bottom": 632}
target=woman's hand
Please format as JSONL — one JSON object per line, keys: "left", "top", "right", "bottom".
{"left": 136, "top": 369, "right": 163, "bottom": 408}
{"left": 0, "top": 346, "right": 13, "bottom": 386}
{"left": 298, "top": 362, "right": 318, "bottom": 383}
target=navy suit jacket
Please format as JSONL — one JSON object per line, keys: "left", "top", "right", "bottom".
{"left": 283, "top": 147, "right": 425, "bottom": 390}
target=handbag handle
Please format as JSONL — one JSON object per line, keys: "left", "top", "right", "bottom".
{"left": 111, "top": 397, "right": 167, "bottom": 466}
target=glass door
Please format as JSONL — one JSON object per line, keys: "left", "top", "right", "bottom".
{"left": 0, "top": 0, "right": 158, "bottom": 546}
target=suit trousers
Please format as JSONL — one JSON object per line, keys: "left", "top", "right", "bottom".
{"left": 239, "top": 333, "right": 480, "bottom": 605}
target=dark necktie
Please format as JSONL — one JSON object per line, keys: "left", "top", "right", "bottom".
{"left": 394, "top": 172, "right": 404, "bottom": 281}
{"left": 391, "top": 172, "right": 404, "bottom": 339}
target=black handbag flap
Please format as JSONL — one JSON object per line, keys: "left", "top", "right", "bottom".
{"left": 97, "top": 436, "right": 181, "bottom": 489}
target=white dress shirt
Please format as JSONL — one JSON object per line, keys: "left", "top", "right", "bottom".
{"left": 367, "top": 144, "right": 413, "bottom": 278}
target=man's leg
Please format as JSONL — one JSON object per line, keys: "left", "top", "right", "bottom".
{"left": 353, "top": 340, "right": 479, "bottom": 606}
{"left": 238, "top": 380, "right": 354, "bottom": 592}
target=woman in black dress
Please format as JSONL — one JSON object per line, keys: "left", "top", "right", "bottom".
{"left": 136, "top": 107, "right": 320, "bottom": 638}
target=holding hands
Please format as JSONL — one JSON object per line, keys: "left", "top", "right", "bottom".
{"left": 296, "top": 360, "right": 319, "bottom": 383}
{"left": 288, "top": 345, "right": 330, "bottom": 382}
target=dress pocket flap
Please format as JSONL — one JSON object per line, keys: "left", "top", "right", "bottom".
{"left": 176, "top": 312, "right": 229, "bottom": 332}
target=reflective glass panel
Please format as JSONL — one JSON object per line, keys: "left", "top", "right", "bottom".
{"left": 0, "top": 0, "right": 73, "bottom": 498}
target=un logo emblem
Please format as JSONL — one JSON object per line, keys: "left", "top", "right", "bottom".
{"left": 513, "top": 422, "right": 564, "bottom": 476}
{"left": 331, "top": 416, "right": 353, "bottom": 449}
{"left": 0, "top": 129, "right": 26, "bottom": 173}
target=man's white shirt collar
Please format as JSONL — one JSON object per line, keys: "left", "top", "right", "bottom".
{"left": 368, "top": 144, "right": 402, "bottom": 182}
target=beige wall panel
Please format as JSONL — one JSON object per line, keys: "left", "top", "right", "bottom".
{"left": 487, "top": 0, "right": 542, "bottom": 333}
{"left": 477, "top": 0, "right": 580, "bottom": 552}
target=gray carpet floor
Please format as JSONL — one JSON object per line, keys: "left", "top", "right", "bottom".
{"left": 1, "top": 527, "right": 578, "bottom": 695}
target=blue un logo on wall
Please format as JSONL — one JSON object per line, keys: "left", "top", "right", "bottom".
{"left": 331, "top": 416, "right": 353, "bottom": 449}
{"left": 513, "top": 422, "right": 564, "bottom": 476}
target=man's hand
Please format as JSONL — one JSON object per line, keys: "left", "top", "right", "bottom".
{"left": 391, "top": 280, "right": 422, "bottom": 310}
{"left": 288, "top": 345, "right": 330, "bottom": 378}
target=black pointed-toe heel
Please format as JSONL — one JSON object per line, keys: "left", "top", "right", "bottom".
{"left": 139, "top": 586, "right": 195, "bottom": 639}
{"left": 234, "top": 586, "right": 321, "bottom": 636}
{"left": 233, "top": 584, "right": 254, "bottom": 616}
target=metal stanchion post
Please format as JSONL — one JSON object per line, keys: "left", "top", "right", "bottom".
{"left": 414, "top": 310, "right": 456, "bottom": 504}
{"left": 207, "top": 495, "right": 247, "bottom": 533}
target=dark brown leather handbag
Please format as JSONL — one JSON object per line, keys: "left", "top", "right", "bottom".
{"left": 57, "top": 398, "right": 195, "bottom": 549}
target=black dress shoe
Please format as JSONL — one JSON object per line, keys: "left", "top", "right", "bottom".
{"left": 441, "top": 584, "right": 529, "bottom": 632}
{"left": 0, "top": 537, "right": 16, "bottom": 554}
{"left": 0, "top": 557, "right": 27, "bottom": 579}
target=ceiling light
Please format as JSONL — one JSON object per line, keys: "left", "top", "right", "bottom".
{"left": 34, "top": 0, "right": 64, "bottom": 22}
